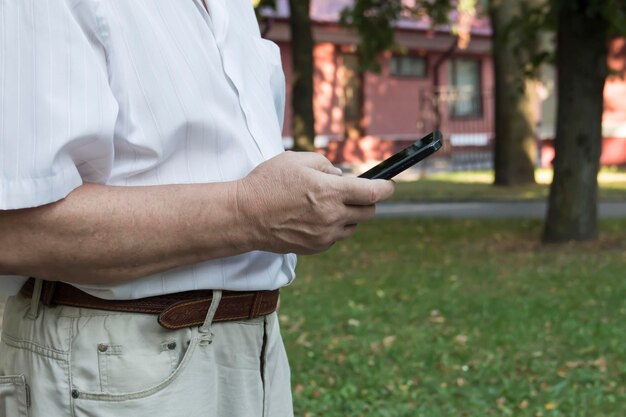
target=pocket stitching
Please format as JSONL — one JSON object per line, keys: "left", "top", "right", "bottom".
{"left": 1, "top": 332, "right": 68, "bottom": 360}
{"left": 97, "top": 349, "right": 107, "bottom": 392}
{"left": 97, "top": 343, "right": 122, "bottom": 392}
{"left": 76, "top": 335, "right": 199, "bottom": 402}
{"left": 0, "top": 374, "right": 30, "bottom": 417}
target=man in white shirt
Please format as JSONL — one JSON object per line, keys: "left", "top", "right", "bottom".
{"left": 0, "top": 1, "right": 394, "bottom": 416}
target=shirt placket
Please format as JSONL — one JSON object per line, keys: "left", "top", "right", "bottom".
{"left": 191, "top": 0, "right": 268, "bottom": 161}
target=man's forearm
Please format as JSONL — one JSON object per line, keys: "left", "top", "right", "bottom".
{"left": 0, "top": 182, "right": 252, "bottom": 285}
{"left": 0, "top": 151, "right": 396, "bottom": 287}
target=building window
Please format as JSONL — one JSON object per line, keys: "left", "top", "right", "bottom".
{"left": 390, "top": 55, "right": 427, "bottom": 78}
{"left": 449, "top": 58, "right": 482, "bottom": 118}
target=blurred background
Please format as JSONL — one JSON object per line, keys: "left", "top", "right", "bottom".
{"left": 252, "top": 0, "right": 626, "bottom": 416}
{"left": 1, "top": 1, "right": 624, "bottom": 416}
{"left": 258, "top": 0, "right": 626, "bottom": 174}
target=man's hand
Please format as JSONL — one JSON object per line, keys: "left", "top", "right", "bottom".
{"left": 0, "top": 152, "right": 395, "bottom": 284}
{"left": 236, "top": 151, "right": 395, "bottom": 255}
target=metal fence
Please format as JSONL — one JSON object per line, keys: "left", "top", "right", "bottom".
{"left": 416, "top": 87, "right": 495, "bottom": 171}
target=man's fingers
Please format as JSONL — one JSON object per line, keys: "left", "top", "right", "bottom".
{"left": 336, "top": 223, "right": 358, "bottom": 241}
{"left": 341, "top": 177, "right": 395, "bottom": 206}
{"left": 291, "top": 151, "right": 341, "bottom": 175}
{"left": 321, "top": 165, "right": 343, "bottom": 176}
{"left": 343, "top": 204, "right": 376, "bottom": 224}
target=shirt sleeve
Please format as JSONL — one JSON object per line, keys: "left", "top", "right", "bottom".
{"left": 0, "top": 0, "right": 118, "bottom": 210}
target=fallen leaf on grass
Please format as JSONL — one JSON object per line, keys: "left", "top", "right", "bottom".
{"left": 347, "top": 318, "right": 361, "bottom": 327}
{"left": 565, "top": 360, "right": 585, "bottom": 368}
{"left": 594, "top": 357, "right": 607, "bottom": 373}
{"left": 429, "top": 310, "right": 446, "bottom": 324}
{"left": 454, "top": 334, "right": 468, "bottom": 346}
{"left": 563, "top": 357, "right": 607, "bottom": 373}
{"left": 296, "top": 332, "right": 312, "bottom": 348}
{"left": 545, "top": 402, "right": 557, "bottom": 410}
{"left": 288, "top": 317, "right": 305, "bottom": 333}
{"left": 383, "top": 335, "right": 396, "bottom": 347}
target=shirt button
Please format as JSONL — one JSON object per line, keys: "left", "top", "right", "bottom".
{"left": 167, "top": 342, "right": 177, "bottom": 350}
{"left": 97, "top": 343, "right": 109, "bottom": 353}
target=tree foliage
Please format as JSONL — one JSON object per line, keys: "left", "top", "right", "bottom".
{"left": 504, "top": 0, "right": 626, "bottom": 78}
{"left": 340, "top": 0, "right": 472, "bottom": 72}
{"left": 252, "top": 0, "right": 276, "bottom": 12}
{"left": 342, "top": 0, "right": 626, "bottom": 74}
{"left": 253, "top": 0, "right": 277, "bottom": 35}
{"left": 339, "top": 0, "right": 404, "bottom": 71}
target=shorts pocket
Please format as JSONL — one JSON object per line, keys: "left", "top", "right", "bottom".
{"left": 69, "top": 312, "right": 194, "bottom": 398}
{"left": 95, "top": 337, "right": 184, "bottom": 394}
{"left": 0, "top": 375, "right": 30, "bottom": 417}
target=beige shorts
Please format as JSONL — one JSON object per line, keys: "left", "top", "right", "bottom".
{"left": 0, "top": 292, "right": 293, "bottom": 417}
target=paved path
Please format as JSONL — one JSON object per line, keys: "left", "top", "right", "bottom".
{"left": 376, "top": 201, "right": 626, "bottom": 219}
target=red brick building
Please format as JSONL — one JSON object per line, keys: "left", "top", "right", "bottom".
{"left": 263, "top": 0, "right": 626, "bottom": 169}
{"left": 598, "top": 37, "right": 626, "bottom": 166}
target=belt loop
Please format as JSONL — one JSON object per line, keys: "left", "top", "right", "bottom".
{"left": 250, "top": 291, "right": 263, "bottom": 319}
{"left": 199, "top": 290, "right": 222, "bottom": 344}
{"left": 27, "top": 278, "right": 44, "bottom": 320}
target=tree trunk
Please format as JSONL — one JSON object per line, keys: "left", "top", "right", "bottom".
{"left": 490, "top": 0, "right": 537, "bottom": 186}
{"left": 288, "top": 0, "right": 315, "bottom": 151}
{"left": 543, "top": 4, "right": 608, "bottom": 242}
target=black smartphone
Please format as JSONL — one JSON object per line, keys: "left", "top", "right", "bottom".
{"left": 358, "top": 131, "right": 443, "bottom": 180}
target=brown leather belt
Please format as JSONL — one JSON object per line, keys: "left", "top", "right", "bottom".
{"left": 20, "top": 278, "right": 279, "bottom": 330}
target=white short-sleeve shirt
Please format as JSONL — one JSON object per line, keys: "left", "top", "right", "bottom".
{"left": 0, "top": 0, "right": 296, "bottom": 299}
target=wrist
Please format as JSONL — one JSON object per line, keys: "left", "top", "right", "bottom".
{"left": 229, "top": 179, "right": 263, "bottom": 253}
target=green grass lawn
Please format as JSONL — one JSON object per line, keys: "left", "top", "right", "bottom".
{"left": 391, "top": 169, "right": 626, "bottom": 202}
{"left": 282, "top": 219, "right": 626, "bottom": 417}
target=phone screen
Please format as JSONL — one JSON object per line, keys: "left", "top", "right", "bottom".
{"left": 358, "top": 131, "right": 442, "bottom": 180}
